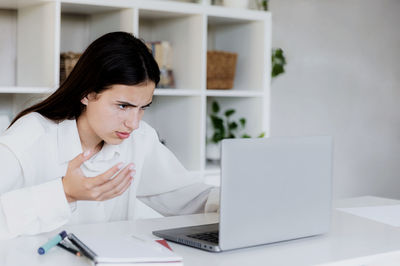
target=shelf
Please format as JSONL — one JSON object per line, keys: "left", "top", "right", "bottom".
{"left": 0, "top": 0, "right": 35, "bottom": 9}
{"left": 0, "top": 0, "right": 271, "bottom": 180}
{"left": 154, "top": 89, "right": 202, "bottom": 96}
{"left": 61, "top": 2, "right": 125, "bottom": 15}
{"left": 205, "top": 90, "right": 265, "bottom": 97}
{"left": 207, "top": 5, "right": 269, "bottom": 23}
{"left": 0, "top": 86, "right": 54, "bottom": 94}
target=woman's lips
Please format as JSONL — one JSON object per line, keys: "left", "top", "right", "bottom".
{"left": 116, "top": 131, "right": 131, "bottom": 139}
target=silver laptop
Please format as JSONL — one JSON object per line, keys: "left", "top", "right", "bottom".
{"left": 153, "top": 136, "right": 333, "bottom": 252}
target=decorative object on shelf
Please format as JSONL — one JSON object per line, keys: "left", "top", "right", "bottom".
{"left": 222, "top": 0, "right": 249, "bottom": 9}
{"left": 271, "top": 48, "right": 286, "bottom": 79}
{"left": 60, "top": 52, "right": 82, "bottom": 84}
{"left": 146, "top": 41, "right": 175, "bottom": 88}
{"left": 207, "top": 51, "right": 238, "bottom": 90}
{"left": 206, "top": 100, "right": 265, "bottom": 161}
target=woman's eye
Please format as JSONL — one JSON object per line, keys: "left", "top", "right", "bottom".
{"left": 118, "top": 104, "right": 128, "bottom": 109}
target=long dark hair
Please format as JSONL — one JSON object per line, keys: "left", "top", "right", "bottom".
{"left": 9, "top": 31, "right": 160, "bottom": 127}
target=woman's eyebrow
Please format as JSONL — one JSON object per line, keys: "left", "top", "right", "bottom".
{"left": 116, "top": 100, "right": 152, "bottom": 108}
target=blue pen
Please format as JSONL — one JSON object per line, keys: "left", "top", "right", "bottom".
{"left": 38, "top": 230, "right": 68, "bottom": 255}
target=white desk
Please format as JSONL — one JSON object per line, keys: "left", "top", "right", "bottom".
{"left": 2, "top": 196, "right": 400, "bottom": 266}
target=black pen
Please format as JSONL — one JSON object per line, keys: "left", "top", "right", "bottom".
{"left": 68, "top": 233, "right": 97, "bottom": 261}
{"left": 57, "top": 242, "right": 81, "bottom": 256}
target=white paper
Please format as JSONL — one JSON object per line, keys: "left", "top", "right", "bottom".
{"left": 75, "top": 233, "right": 182, "bottom": 264}
{"left": 337, "top": 205, "right": 400, "bottom": 227}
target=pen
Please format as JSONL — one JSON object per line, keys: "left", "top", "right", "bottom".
{"left": 67, "top": 233, "right": 97, "bottom": 261}
{"left": 38, "top": 230, "right": 68, "bottom": 255}
{"left": 57, "top": 241, "right": 81, "bottom": 256}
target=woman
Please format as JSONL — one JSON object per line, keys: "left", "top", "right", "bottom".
{"left": 0, "top": 32, "right": 218, "bottom": 239}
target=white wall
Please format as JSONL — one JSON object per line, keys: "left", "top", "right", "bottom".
{"left": 270, "top": 0, "right": 400, "bottom": 199}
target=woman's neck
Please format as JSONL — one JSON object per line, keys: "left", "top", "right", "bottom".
{"left": 76, "top": 113, "right": 103, "bottom": 154}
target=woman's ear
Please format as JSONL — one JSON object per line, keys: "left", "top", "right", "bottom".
{"left": 81, "top": 92, "right": 96, "bottom": 105}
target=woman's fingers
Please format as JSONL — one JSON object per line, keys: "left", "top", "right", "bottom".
{"left": 97, "top": 170, "right": 134, "bottom": 201}
{"left": 63, "top": 157, "right": 135, "bottom": 202}
{"left": 89, "top": 163, "right": 135, "bottom": 200}
{"left": 89, "top": 162, "right": 126, "bottom": 187}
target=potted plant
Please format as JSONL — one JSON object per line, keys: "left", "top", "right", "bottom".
{"left": 207, "top": 101, "right": 265, "bottom": 161}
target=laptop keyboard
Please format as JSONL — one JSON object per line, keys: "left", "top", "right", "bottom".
{"left": 187, "top": 231, "right": 219, "bottom": 244}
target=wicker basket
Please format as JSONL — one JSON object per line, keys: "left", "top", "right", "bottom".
{"left": 207, "top": 51, "right": 238, "bottom": 90}
{"left": 60, "top": 52, "right": 82, "bottom": 83}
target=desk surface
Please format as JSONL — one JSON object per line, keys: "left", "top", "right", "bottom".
{"left": 2, "top": 196, "right": 400, "bottom": 266}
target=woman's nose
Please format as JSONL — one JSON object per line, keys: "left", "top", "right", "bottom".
{"left": 125, "top": 110, "right": 140, "bottom": 130}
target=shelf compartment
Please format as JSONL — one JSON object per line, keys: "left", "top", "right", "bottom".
{"left": 207, "top": 15, "right": 269, "bottom": 92}
{"left": 60, "top": 3, "right": 135, "bottom": 84}
{"left": 205, "top": 96, "right": 267, "bottom": 169}
{"left": 0, "top": 9, "right": 17, "bottom": 87}
{"left": 138, "top": 10, "right": 205, "bottom": 91}
{"left": 206, "top": 96, "right": 266, "bottom": 139}
{"left": 61, "top": 3, "right": 134, "bottom": 52}
{"left": 143, "top": 95, "right": 202, "bottom": 171}
{"left": 16, "top": 2, "right": 59, "bottom": 87}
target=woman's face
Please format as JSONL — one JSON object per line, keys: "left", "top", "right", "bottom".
{"left": 81, "top": 82, "right": 155, "bottom": 145}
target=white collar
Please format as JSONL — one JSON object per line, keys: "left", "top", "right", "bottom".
{"left": 57, "top": 119, "right": 122, "bottom": 164}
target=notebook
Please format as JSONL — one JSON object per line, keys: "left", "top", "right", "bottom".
{"left": 68, "top": 233, "right": 182, "bottom": 265}
{"left": 153, "top": 136, "right": 333, "bottom": 252}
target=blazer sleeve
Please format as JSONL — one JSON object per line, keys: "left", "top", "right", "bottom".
{"left": 136, "top": 125, "right": 219, "bottom": 216}
{"left": 0, "top": 144, "right": 71, "bottom": 239}
{"left": 138, "top": 185, "right": 219, "bottom": 216}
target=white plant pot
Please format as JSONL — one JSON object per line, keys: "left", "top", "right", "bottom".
{"left": 206, "top": 142, "right": 221, "bottom": 161}
{"left": 222, "top": 0, "right": 249, "bottom": 9}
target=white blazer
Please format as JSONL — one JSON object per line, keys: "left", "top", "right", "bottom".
{"left": 0, "top": 113, "right": 219, "bottom": 239}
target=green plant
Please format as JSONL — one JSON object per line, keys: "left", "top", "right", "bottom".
{"left": 208, "top": 101, "right": 265, "bottom": 144}
{"left": 261, "top": 0, "right": 268, "bottom": 11}
{"left": 271, "top": 48, "right": 286, "bottom": 79}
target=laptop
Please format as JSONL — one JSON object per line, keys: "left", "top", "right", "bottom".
{"left": 153, "top": 136, "right": 333, "bottom": 252}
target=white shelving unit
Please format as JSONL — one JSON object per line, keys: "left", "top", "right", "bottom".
{"left": 0, "top": 0, "right": 271, "bottom": 186}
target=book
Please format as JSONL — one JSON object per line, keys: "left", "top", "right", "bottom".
{"left": 67, "top": 233, "right": 182, "bottom": 266}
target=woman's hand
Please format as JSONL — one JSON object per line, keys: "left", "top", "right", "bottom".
{"left": 62, "top": 151, "right": 135, "bottom": 203}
